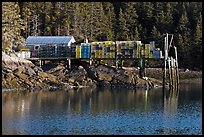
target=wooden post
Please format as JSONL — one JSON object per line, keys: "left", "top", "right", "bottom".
{"left": 90, "top": 58, "right": 92, "bottom": 65}
{"left": 163, "top": 36, "right": 167, "bottom": 88}
{"left": 167, "top": 57, "right": 171, "bottom": 88}
{"left": 144, "top": 59, "right": 146, "bottom": 77}
{"left": 139, "top": 44, "right": 144, "bottom": 78}
{"left": 171, "top": 57, "right": 175, "bottom": 90}
{"left": 42, "top": 60, "right": 45, "bottom": 66}
{"left": 55, "top": 45, "right": 57, "bottom": 57}
{"left": 115, "top": 59, "right": 118, "bottom": 68}
{"left": 166, "top": 33, "right": 169, "bottom": 50}
{"left": 39, "top": 59, "right": 42, "bottom": 67}
{"left": 174, "top": 46, "right": 179, "bottom": 87}
{"left": 174, "top": 58, "right": 176, "bottom": 89}
{"left": 67, "top": 58, "right": 71, "bottom": 69}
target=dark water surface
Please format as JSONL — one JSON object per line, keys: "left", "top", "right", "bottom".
{"left": 2, "top": 81, "right": 202, "bottom": 135}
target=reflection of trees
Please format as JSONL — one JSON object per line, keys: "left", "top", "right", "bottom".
{"left": 2, "top": 91, "right": 33, "bottom": 118}
{"left": 88, "top": 88, "right": 163, "bottom": 113}
{"left": 2, "top": 87, "right": 165, "bottom": 117}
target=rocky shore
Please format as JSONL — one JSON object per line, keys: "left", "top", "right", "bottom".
{"left": 2, "top": 52, "right": 202, "bottom": 91}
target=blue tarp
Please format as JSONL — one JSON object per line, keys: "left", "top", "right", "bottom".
{"left": 25, "top": 36, "right": 74, "bottom": 45}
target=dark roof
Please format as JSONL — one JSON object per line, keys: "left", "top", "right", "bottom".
{"left": 25, "top": 36, "right": 75, "bottom": 45}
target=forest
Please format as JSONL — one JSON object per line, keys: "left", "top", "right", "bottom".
{"left": 2, "top": 2, "right": 202, "bottom": 69}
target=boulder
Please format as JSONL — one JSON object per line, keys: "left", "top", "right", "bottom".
{"left": 25, "top": 67, "right": 36, "bottom": 76}
{"left": 75, "top": 75, "right": 86, "bottom": 82}
{"left": 13, "top": 66, "right": 25, "bottom": 74}
{"left": 9, "top": 79, "right": 20, "bottom": 88}
{"left": 46, "top": 65, "right": 66, "bottom": 74}
{"left": 23, "top": 80, "right": 34, "bottom": 88}
{"left": 2, "top": 67, "right": 13, "bottom": 73}
{"left": 38, "top": 72, "right": 48, "bottom": 78}
{"left": 33, "top": 66, "right": 43, "bottom": 73}
{"left": 16, "top": 73, "right": 29, "bottom": 81}
{"left": 68, "top": 78, "right": 75, "bottom": 83}
{"left": 5, "top": 73, "right": 15, "bottom": 81}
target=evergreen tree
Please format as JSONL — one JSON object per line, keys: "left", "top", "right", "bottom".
{"left": 2, "top": 2, "right": 25, "bottom": 52}
{"left": 102, "top": 2, "right": 116, "bottom": 40}
{"left": 116, "top": 8, "right": 129, "bottom": 40}
{"left": 134, "top": 26, "right": 140, "bottom": 40}
{"left": 150, "top": 26, "right": 160, "bottom": 41}
{"left": 91, "top": 2, "right": 107, "bottom": 41}
{"left": 2, "top": 2, "right": 202, "bottom": 69}
{"left": 153, "top": 2, "right": 174, "bottom": 34}
{"left": 175, "top": 10, "right": 191, "bottom": 68}
{"left": 190, "top": 13, "right": 202, "bottom": 69}
{"left": 137, "top": 2, "right": 154, "bottom": 38}
{"left": 123, "top": 2, "right": 138, "bottom": 40}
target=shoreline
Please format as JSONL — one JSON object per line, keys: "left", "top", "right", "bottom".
{"left": 2, "top": 68, "right": 202, "bottom": 92}
{"left": 2, "top": 52, "right": 202, "bottom": 91}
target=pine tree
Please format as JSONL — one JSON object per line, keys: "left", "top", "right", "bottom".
{"left": 102, "top": 2, "right": 116, "bottom": 41}
{"left": 2, "top": 2, "right": 25, "bottom": 52}
{"left": 2, "top": 2, "right": 202, "bottom": 69}
{"left": 150, "top": 26, "right": 160, "bottom": 40}
{"left": 42, "top": 2, "right": 54, "bottom": 36}
{"left": 175, "top": 10, "right": 191, "bottom": 68}
{"left": 153, "top": 2, "right": 174, "bottom": 34}
{"left": 117, "top": 8, "right": 129, "bottom": 40}
{"left": 123, "top": 2, "right": 138, "bottom": 40}
{"left": 19, "top": 2, "right": 33, "bottom": 37}
{"left": 134, "top": 26, "right": 140, "bottom": 40}
{"left": 91, "top": 2, "right": 107, "bottom": 41}
{"left": 137, "top": 24, "right": 145, "bottom": 40}
{"left": 137, "top": 2, "right": 154, "bottom": 37}
{"left": 190, "top": 13, "right": 202, "bottom": 69}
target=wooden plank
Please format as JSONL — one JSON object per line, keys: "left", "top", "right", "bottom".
{"left": 168, "top": 57, "right": 172, "bottom": 87}
{"left": 163, "top": 36, "right": 167, "bottom": 89}
{"left": 174, "top": 46, "right": 179, "bottom": 86}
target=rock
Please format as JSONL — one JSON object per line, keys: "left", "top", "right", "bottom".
{"left": 13, "top": 66, "right": 25, "bottom": 74}
{"left": 78, "top": 66, "right": 84, "bottom": 70}
{"left": 74, "top": 82, "right": 80, "bottom": 87}
{"left": 184, "top": 68, "right": 189, "bottom": 72}
{"left": 16, "top": 73, "right": 29, "bottom": 81}
{"left": 23, "top": 80, "right": 34, "bottom": 88}
{"left": 33, "top": 66, "right": 43, "bottom": 73}
{"left": 142, "top": 76, "right": 149, "bottom": 80}
{"left": 9, "top": 79, "right": 20, "bottom": 88}
{"left": 5, "top": 73, "right": 15, "bottom": 81}
{"left": 98, "top": 73, "right": 112, "bottom": 81}
{"left": 46, "top": 65, "right": 65, "bottom": 74}
{"left": 68, "top": 78, "right": 75, "bottom": 83}
{"left": 38, "top": 72, "right": 48, "bottom": 78}
{"left": 25, "top": 67, "right": 36, "bottom": 76}
{"left": 2, "top": 67, "right": 13, "bottom": 73}
{"left": 47, "top": 74, "right": 57, "bottom": 82}
{"left": 75, "top": 75, "right": 86, "bottom": 82}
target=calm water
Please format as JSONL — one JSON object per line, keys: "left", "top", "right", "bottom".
{"left": 2, "top": 81, "right": 202, "bottom": 135}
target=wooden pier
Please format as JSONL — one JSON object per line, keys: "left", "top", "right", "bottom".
{"left": 163, "top": 33, "right": 179, "bottom": 90}
{"left": 26, "top": 33, "right": 179, "bottom": 89}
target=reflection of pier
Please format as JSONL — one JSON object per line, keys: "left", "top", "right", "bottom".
{"left": 162, "top": 87, "right": 179, "bottom": 134}
{"left": 163, "top": 87, "right": 179, "bottom": 114}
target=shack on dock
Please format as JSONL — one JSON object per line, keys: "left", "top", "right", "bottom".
{"left": 16, "top": 48, "right": 31, "bottom": 59}
{"left": 25, "top": 36, "right": 76, "bottom": 58}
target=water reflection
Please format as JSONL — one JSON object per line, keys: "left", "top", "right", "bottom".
{"left": 163, "top": 86, "right": 179, "bottom": 114}
{"left": 2, "top": 82, "right": 202, "bottom": 135}
{"left": 2, "top": 84, "right": 200, "bottom": 116}
{"left": 2, "top": 88, "right": 164, "bottom": 117}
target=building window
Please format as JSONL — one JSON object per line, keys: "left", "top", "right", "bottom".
{"left": 34, "top": 45, "right": 39, "bottom": 50}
